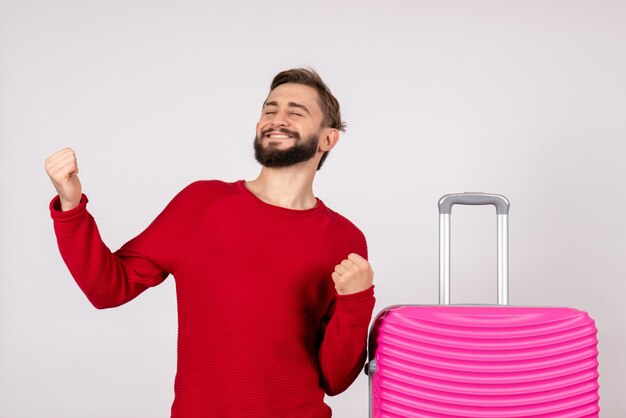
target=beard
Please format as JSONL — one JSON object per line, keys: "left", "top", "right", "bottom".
{"left": 254, "top": 128, "right": 320, "bottom": 168}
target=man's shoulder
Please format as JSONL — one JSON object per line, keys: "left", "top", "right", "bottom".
{"left": 167, "top": 180, "right": 242, "bottom": 210}
{"left": 177, "top": 179, "right": 241, "bottom": 198}
{"left": 321, "top": 204, "right": 366, "bottom": 241}
{"left": 319, "top": 204, "right": 368, "bottom": 258}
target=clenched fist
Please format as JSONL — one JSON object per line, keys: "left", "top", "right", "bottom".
{"left": 45, "top": 148, "right": 82, "bottom": 211}
{"left": 331, "top": 253, "right": 374, "bottom": 295}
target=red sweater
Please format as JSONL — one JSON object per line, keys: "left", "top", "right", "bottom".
{"left": 50, "top": 180, "right": 375, "bottom": 418}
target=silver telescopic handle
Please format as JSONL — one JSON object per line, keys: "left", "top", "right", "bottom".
{"left": 438, "top": 193, "right": 510, "bottom": 306}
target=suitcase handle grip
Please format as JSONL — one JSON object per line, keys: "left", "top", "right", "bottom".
{"left": 438, "top": 193, "right": 510, "bottom": 305}
{"left": 438, "top": 193, "right": 510, "bottom": 215}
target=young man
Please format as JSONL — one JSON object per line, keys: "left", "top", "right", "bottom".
{"left": 46, "top": 68, "right": 375, "bottom": 418}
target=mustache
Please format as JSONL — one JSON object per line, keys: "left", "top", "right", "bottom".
{"left": 260, "top": 127, "right": 301, "bottom": 141}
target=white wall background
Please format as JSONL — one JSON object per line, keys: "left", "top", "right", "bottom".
{"left": 1, "top": 0, "right": 624, "bottom": 416}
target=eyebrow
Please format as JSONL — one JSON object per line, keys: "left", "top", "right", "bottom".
{"left": 263, "top": 100, "right": 311, "bottom": 115}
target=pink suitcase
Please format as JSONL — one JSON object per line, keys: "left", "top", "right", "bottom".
{"left": 366, "top": 193, "right": 600, "bottom": 417}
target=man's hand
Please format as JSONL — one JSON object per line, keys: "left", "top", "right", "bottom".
{"left": 45, "top": 147, "right": 82, "bottom": 211}
{"left": 331, "top": 253, "right": 374, "bottom": 295}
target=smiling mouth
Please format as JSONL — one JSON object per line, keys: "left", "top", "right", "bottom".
{"left": 265, "top": 133, "right": 293, "bottom": 139}
{"left": 262, "top": 128, "right": 300, "bottom": 141}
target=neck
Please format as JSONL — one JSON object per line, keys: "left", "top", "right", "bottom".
{"left": 246, "top": 164, "right": 317, "bottom": 210}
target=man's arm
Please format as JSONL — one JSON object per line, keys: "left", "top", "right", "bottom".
{"left": 46, "top": 147, "right": 171, "bottom": 308}
{"left": 317, "top": 253, "right": 375, "bottom": 395}
{"left": 45, "top": 148, "right": 202, "bottom": 309}
{"left": 50, "top": 195, "right": 170, "bottom": 309}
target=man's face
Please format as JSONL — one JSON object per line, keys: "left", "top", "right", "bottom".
{"left": 254, "top": 83, "right": 325, "bottom": 168}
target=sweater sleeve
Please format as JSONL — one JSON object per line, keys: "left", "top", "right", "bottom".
{"left": 316, "top": 219, "right": 376, "bottom": 396}
{"left": 50, "top": 182, "right": 209, "bottom": 309}
{"left": 317, "top": 285, "right": 376, "bottom": 396}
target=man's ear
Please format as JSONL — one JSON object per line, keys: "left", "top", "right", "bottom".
{"left": 319, "top": 128, "right": 340, "bottom": 152}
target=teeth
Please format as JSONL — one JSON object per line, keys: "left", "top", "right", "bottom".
{"left": 268, "top": 134, "right": 290, "bottom": 139}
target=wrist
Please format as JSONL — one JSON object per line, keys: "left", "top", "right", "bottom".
{"left": 336, "top": 284, "right": 375, "bottom": 298}
{"left": 60, "top": 197, "right": 80, "bottom": 212}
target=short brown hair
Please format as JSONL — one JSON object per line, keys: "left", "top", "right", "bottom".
{"left": 270, "top": 68, "right": 345, "bottom": 170}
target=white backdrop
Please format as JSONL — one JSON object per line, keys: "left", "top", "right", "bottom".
{"left": 1, "top": 0, "right": 624, "bottom": 416}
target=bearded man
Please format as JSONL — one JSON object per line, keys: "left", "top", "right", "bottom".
{"left": 45, "top": 68, "right": 375, "bottom": 418}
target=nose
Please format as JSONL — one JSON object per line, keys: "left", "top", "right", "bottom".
{"left": 269, "top": 110, "right": 290, "bottom": 128}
